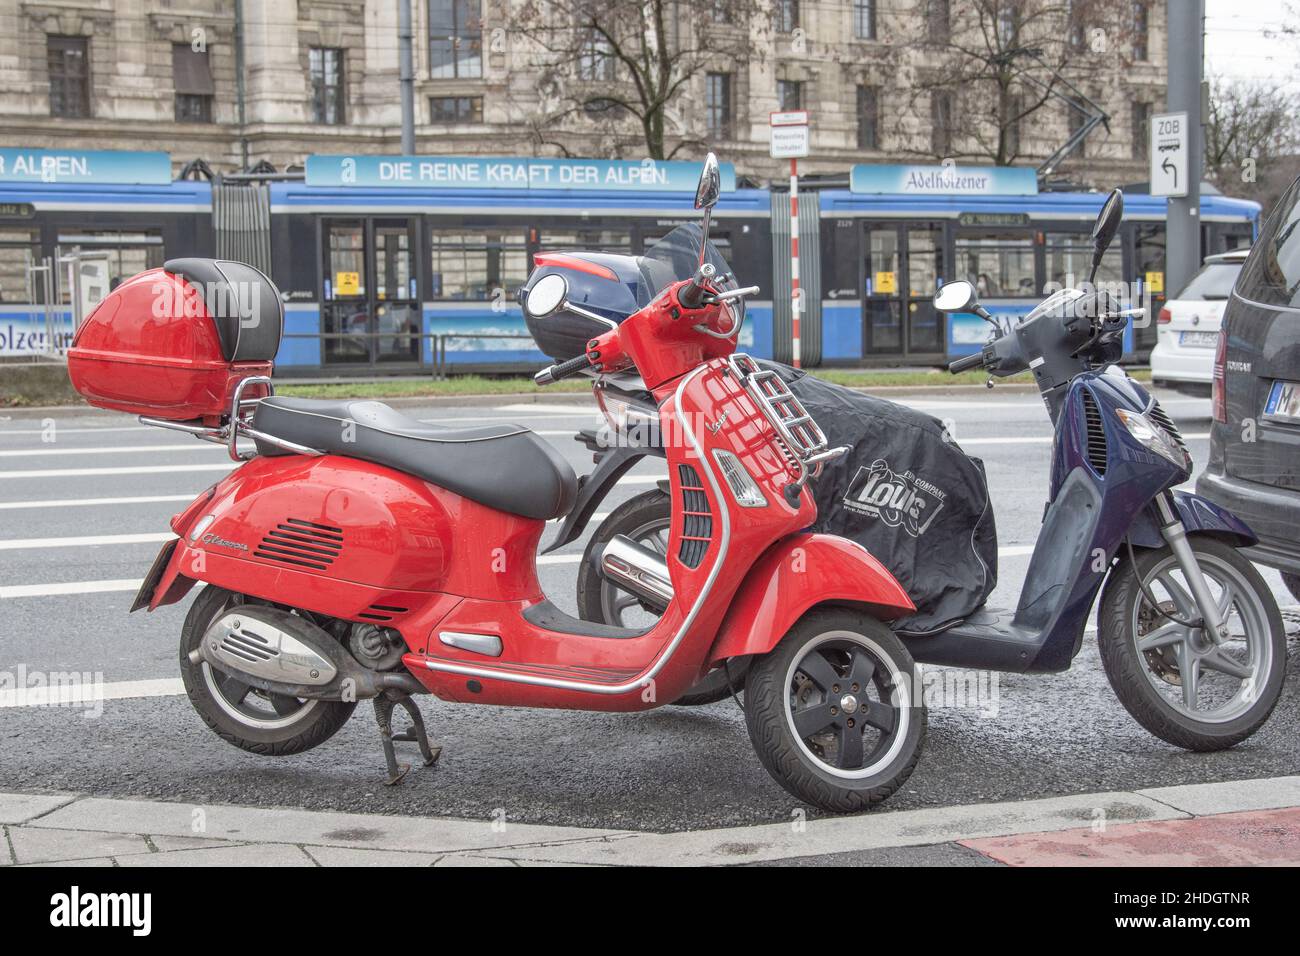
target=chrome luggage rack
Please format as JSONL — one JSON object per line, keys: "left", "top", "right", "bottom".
{"left": 726, "top": 354, "right": 848, "bottom": 493}
{"left": 138, "top": 375, "right": 322, "bottom": 463}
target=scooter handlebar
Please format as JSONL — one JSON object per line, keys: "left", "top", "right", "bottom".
{"left": 535, "top": 352, "right": 593, "bottom": 386}
{"left": 948, "top": 350, "right": 986, "bottom": 374}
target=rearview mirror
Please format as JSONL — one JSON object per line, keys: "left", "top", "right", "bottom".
{"left": 933, "top": 280, "right": 977, "bottom": 314}
{"left": 1091, "top": 188, "right": 1124, "bottom": 265}
{"left": 524, "top": 273, "right": 569, "bottom": 319}
{"left": 695, "top": 153, "right": 721, "bottom": 210}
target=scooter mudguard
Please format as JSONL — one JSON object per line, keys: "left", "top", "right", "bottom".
{"left": 707, "top": 533, "right": 913, "bottom": 665}
{"left": 131, "top": 482, "right": 218, "bottom": 611}
{"left": 542, "top": 444, "right": 645, "bottom": 554}
{"left": 1125, "top": 489, "right": 1258, "bottom": 550}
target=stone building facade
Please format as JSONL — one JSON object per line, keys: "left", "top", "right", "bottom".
{"left": 0, "top": 0, "right": 1166, "bottom": 186}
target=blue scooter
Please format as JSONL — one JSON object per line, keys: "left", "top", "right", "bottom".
{"left": 569, "top": 189, "right": 1287, "bottom": 748}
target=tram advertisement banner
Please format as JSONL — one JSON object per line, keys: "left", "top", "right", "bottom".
{"left": 305, "top": 155, "right": 737, "bottom": 193}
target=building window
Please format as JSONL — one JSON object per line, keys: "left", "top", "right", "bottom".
{"left": 1131, "top": 2, "right": 1149, "bottom": 60}
{"left": 927, "top": 0, "right": 950, "bottom": 43}
{"left": 1132, "top": 101, "right": 1151, "bottom": 159}
{"left": 853, "top": 0, "right": 876, "bottom": 40}
{"left": 706, "top": 72, "right": 733, "bottom": 140}
{"left": 577, "top": 30, "right": 615, "bottom": 81}
{"left": 173, "top": 44, "right": 214, "bottom": 123}
{"left": 776, "top": 0, "right": 799, "bottom": 33}
{"left": 309, "top": 47, "right": 346, "bottom": 125}
{"left": 777, "top": 79, "right": 803, "bottom": 112}
{"left": 931, "top": 90, "right": 954, "bottom": 156}
{"left": 1066, "top": 96, "right": 1086, "bottom": 140}
{"left": 48, "top": 36, "right": 90, "bottom": 118}
{"left": 710, "top": 0, "right": 731, "bottom": 23}
{"left": 856, "top": 85, "right": 879, "bottom": 149}
{"left": 430, "top": 95, "right": 483, "bottom": 123}
{"left": 1067, "top": 0, "right": 1086, "bottom": 49}
{"left": 997, "top": 3, "right": 1019, "bottom": 45}
{"left": 429, "top": 0, "right": 482, "bottom": 79}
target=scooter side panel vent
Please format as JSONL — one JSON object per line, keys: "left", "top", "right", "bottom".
{"left": 1081, "top": 390, "right": 1107, "bottom": 476}
{"left": 359, "top": 602, "right": 409, "bottom": 622}
{"left": 254, "top": 518, "right": 344, "bottom": 571}
{"left": 677, "top": 464, "right": 712, "bottom": 568}
{"left": 1148, "top": 400, "right": 1187, "bottom": 451}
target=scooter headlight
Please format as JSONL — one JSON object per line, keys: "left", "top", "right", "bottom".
{"left": 594, "top": 389, "right": 658, "bottom": 447}
{"left": 712, "top": 449, "right": 768, "bottom": 508}
{"left": 1114, "top": 408, "right": 1191, "bottom": 472}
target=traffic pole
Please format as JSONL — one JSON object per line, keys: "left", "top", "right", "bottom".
{"left": 790, "top": 157, "right": 801, "bottom": 369}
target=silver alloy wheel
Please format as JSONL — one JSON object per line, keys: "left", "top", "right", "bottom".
{"left": 198, "top": 596, "right": 320, "bottom": 730}
{"left": 782, "top": 630, "right": 911, "bottom": 780}
{"left": 1131, "top": 551, "right": 1272, "bottom": 723}
{"left": 598, "top": 515, "right": 671, "bottom": 629}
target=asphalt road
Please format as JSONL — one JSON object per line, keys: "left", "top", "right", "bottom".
{"left": 1, "top": 385, "right": 1296, "bottom": 832}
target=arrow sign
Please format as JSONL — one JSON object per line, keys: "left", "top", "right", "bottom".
{"left": 1150, "top": 112, "right": 1188, "bottom": 197}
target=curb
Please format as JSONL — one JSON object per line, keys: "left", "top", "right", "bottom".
{"left": 2, "top": 775, "right": 1297, "bottom": 867}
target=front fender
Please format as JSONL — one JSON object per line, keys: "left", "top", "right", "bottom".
{"left": 707, "top": 533, "right": 913, "bottom": 665}
{"left": 1127, "top": 490, "right": 1258, "bottom": 549}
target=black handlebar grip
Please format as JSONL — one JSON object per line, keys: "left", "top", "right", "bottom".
{"left": 535, "top": 352, "right": 593, "bottom": 386}
{"left": 948, "top": 351, "right": 985, "bottom": 374}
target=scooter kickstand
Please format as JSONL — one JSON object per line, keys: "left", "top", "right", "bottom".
{"left": 372, "top": 692, "right": 441, "bottom": 787}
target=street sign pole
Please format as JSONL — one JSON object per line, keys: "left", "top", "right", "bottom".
{"left": 770, "top": 111, "right": 810, "bottom": 369}
{"left": 790, "top": 157, "right": 800, "bottom": 368}
{"left": 1163, "top": 0, "right": 1204, "bottom": 299}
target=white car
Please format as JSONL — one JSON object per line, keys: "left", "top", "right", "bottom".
{"left": 1149, "top": 248, "right": 1249, "bottom": 392}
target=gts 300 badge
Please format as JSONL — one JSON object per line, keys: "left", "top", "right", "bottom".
{"left": 843, "top": 458, "right": 945, "bottom": 538}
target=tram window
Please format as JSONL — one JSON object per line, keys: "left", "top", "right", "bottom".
{"left": 55, "top": 231, "right": 163, "bottom": 293}
{"left": 538, "top": 229, "right": 634, "bottom": 254}
{"left": 325, "top": 222, "right": 365, "bottom": 298}
{"left": 1045, "top": 232, "right": 1123, "bottom": 290}
{"left": 429, "top": 229, "right": 528, "bottom": 300}
{"left": 0, "top": 230, "right": 39, "bottom": 303}
{"left": 954, "top": 234, "right": 1035, "bottom": 297}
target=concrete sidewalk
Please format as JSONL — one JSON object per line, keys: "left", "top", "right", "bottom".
{"left": 2, "top": 775, "right": 1298, "bottom": 867}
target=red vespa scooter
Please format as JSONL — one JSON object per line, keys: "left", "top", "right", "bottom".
{"left": 68, "top": 155, "right": 924, "bottom": 811}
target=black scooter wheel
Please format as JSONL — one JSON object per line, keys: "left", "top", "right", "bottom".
{"left": 179, "top": 585, "right": 356, "bottom": 756}
{"left": 1098, "top": 537, "right": 1286, "bottom": 751}
{"left": 745, "top": 608, "right": 925, "bottom": 813}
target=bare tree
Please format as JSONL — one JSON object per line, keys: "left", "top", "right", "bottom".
{"left": 512, "top": 0, "right": 764, "bottom": 160}
{"left": 892, "top": 0, "right": 1139, "bottom": 167}
{"left": 1204, "top": 74, "right": 1300, "bottom": 211}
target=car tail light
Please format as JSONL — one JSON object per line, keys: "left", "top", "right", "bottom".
{"left": 1212, "top": 328, "right": 1228, "bottom": 423}
{"left": 1157, "top": 306, "right": 1172, "bottom": 324}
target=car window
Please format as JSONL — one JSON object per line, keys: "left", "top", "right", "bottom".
{"left": 1235, "top": 175, "right": 1300, "bottom": 309}
{"left": 1178, "top": 262, "right": 1240, "bottom": 300}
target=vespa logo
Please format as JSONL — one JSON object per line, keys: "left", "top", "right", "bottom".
{"left": 706, "top": 410, "right": 729, "bottom": 435}
{"left": 842, "top": 458, "right": 946, "bottom": 538}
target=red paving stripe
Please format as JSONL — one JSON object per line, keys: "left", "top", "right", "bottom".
{"left": 959, "top": 806, "right": 1300, "bottom": 866}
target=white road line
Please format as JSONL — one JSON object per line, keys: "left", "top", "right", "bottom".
{"left": 0, "top": 578, "right": 142, "bottom": 599}
{"left": 0, "top": 494, "right": 196, "bottom": 511}
{"left": 0, "top": 425, "right": 154, "bottom": 436}
{"left": 0, "top": 532, "right": 173, "bottom": 551}
{"left": 0, "top": 443, "right": 218, "bottom": 458}
{"left": 0, "top": 678, "right": 184, "bottom": 709}
{"left": 0, "top": 463, "right": 235, "bottom": 480}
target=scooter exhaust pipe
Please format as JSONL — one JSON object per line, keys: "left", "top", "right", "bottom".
{"left": 197, "top": 605, "right": 426, "bottom": 701}
{"left": 599, "top": 534, "right": 673, "bottom": 611}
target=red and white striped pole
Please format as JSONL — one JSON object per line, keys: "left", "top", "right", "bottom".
{"left": 789, "top": 156, "right": 801, "bottom": 369}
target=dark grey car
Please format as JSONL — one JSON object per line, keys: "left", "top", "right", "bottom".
{"left": 1197, "top": 175, "right": 1300, "bottom": 600}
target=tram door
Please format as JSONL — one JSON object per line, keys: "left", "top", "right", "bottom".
{"left": 862, "top": 222, "right": 946, "bottom": 359}
{"left": 322, "top": 218, "right": 420, "bottom": 366}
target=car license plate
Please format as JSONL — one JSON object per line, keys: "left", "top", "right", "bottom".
{"left": 1263, "top": 380, "right": 1300, "bottom": 424}
{"left": 1179, "top": 330, "right": 1218, "bottom": 348}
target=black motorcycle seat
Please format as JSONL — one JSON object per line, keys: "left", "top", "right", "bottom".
{"left": 252, "top": 397, "right": 578, "bottom": 521}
